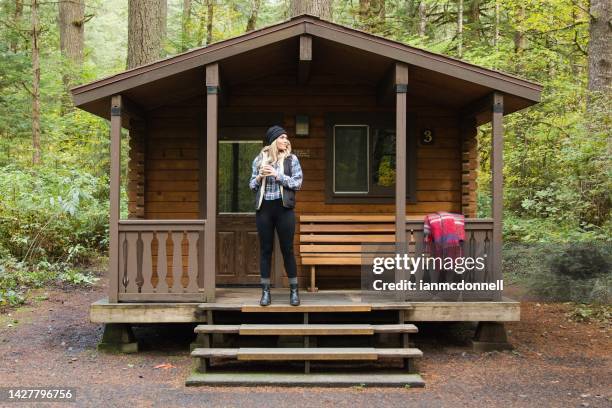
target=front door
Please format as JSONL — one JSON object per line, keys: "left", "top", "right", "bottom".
{"left": 216, "top": 140, "right": 262, "bottom": 285}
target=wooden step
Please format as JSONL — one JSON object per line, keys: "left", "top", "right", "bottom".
{"left": 194, "top": 324, "right": 241, "bottom": 334}
{"left": 371, "top": 324, "right": 418, "bottom": 334}
{"left": 194, "top": 323, "right": 418, "bottom": 336}
{"left": 240, "top": 304, "right": 372, "bottom": 313}
{"left": 186, "top": 372, "right": 425, "bottom": 387}
{"left": 249, "top": 324, "right": 372, "bottom": 335}
{"left": 191, "top": 347, "right": 423, "bottom": 361}
{"left": 239, "top": 347, "right": 379, "bottom": 361}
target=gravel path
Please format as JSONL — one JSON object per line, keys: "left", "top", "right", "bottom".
{"left": 0, "top": 279, "right": 610, "bottom": 408}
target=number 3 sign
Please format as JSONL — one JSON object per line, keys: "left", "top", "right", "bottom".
{"left": 420, "top": 128, "right": 434, "bottom": 145}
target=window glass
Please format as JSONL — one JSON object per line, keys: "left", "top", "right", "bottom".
{"left": 218, "top": 141, "right": 262, "bottom": 212}
{"left": 333, "top": 125, "right": 369, "bottom": 193}
{"left": 372, "top": 128, "right": 396, "bottom": 190}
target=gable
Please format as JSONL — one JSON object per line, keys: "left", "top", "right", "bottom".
{"left": 72, "top": 15, "right": 542, "bottom": 120}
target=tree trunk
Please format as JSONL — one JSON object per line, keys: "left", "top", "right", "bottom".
{"left": 457, "top": 0, "right": 463, "bottom": 57}
{"left": 358, "top": 0, "right": 384, "bottom": 33}
{"left": 59, "top": 0, "right": 84, "bottom": 66}
{"left": 181, "top": 0, "right": 192, "bottom": 51}
{"left": 418, "top": 1, "right": 427, "bottom": 37}
{"left": 206, "top": 0, "right": 213, "bottom": 45}
{"left": 468, "top": 0, "right": 480, "bottom": 42}
{"left": 513, "top": 6, "right": 526, "bottom": 54}
{"left": 587, "top": 0, "right": 611, "bottom": 102}
{"left": 493, "top": 0, "right": 499, "bottom": 48}
{"left": 196, "top": 1, "right": 205, "bottom": 46}
{"left": 195, "top": 0, "right": 214, "bottom": 46}
{"left": 58, "top": 0, "right": 85, "bottom": 112}
{"left": 289, "top": 0, "right": 332, "bottom": 20}
{"left": 246, "top": 0, "right": 261, "bottom": 32}
{"left": 127, "top": 0, "right": 167, "bottom": 69}
{"left": 31, "top": 0, "right": 41, "bottom": 165}
{"left": 10, "top": 0, "right": 23, "bottom": 52}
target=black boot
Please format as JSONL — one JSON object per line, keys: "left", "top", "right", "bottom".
{"left": 289, "top": 283, "right": 300, "bottom": 306}
{"left": 260, "top": 283, "right": 271, "bottom": 306}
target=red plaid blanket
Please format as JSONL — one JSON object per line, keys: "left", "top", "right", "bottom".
{"left": 423, "top": 212, "right": 465, "bottom": 259}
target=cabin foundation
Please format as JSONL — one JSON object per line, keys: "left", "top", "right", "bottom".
{"left": 471, "top": 321, "right": 513, "bottom": 352}
{"left": 97, "top": 323, "right": 139, "bottom": 354}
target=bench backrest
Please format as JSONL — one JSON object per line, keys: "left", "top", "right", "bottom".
{"left": 299, "top": 215, "right": 421, "bottom": 264}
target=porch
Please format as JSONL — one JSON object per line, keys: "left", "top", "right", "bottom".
{"left": 91, "top": 287, "right": 520, "bottom": 324}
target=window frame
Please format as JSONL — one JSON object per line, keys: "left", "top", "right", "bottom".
{"left": 325, "top": 112, "right": 417, "bottom": 204}
{"left": 332, "top": 124, "right": 370, "bottom": 195}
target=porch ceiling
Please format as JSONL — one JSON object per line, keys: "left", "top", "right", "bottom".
{"left": 72, "top": 15, "right": 542, "bottom": 124}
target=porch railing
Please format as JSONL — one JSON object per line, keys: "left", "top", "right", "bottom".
{"left": 404, "top": 218, "right": 499, "bottom": 301}
{"left": 112, "top": 218, "right": 497, "bottom": 302}
{"left": 116, "top": 220, "right": 206, "bottom": 302}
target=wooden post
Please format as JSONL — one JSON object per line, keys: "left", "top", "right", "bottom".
{"left": 491, "top": 92, "right": 504, "bottom": 301}
{"left": 109, "top": 95, "right": 122, "bottom": 303}
{"left": 395, "top": 62, "right": 408, "bottom": 290}
{"left": 204, "top": 64, "right": 219, "bottom": 302}
{"left": 198, "top": 102, "right": 206, "bottom": 291}
{"left": 298, "top": 35, "right": 312, "bottom": 84}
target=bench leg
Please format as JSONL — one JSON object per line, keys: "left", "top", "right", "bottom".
{"left": 308, "top": 266, "right": 318, "bottom": 292}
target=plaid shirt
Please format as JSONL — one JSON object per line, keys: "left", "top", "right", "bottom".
{"left": 249, "top": 154, "right": 303, "bottom": 200}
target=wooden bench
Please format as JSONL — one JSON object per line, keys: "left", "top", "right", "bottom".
{"left": 299, "top": 215, "right": 418, "bottom": 292}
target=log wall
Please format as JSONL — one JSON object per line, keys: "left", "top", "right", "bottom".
{"left": 141, "top": 97, "right": 204, "bottom": 220}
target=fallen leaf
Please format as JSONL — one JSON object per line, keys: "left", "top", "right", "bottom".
{"left": 154, "top": 363, "right": 176, "bottom": 370}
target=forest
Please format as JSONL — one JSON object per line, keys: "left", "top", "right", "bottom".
{"left": 0, "top": 0, "right": 609, "bottom": 308}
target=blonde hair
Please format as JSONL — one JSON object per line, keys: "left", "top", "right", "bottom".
{"left": 259, "top": 137, "right": 292, "bottom": 166}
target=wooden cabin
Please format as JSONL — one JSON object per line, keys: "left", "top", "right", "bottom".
{"left": 72, "top": 15, "right": 542, "bottom": 386}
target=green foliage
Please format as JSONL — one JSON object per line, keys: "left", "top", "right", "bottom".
{"left": 502, "top": 242, "right": 559, "bottom": 284}
{"left": 503, "top": 215, "right": 611, "bottom": 244}
{"left": 0, "top": 166, "right": 109, "bottom": 263}
{"left": 567, "top": 303, "right": 611, "bottom": 324}
{"left": 526, "top": 243, "right": 611, "bottom": 304}
{"left": 0, "top": 256, "right": 99, "bottom": 308}
{"left": 0, "top": 165, "right": 106, "bottom": 308}
{"left": 549, "top": 243, "right": 610, "bottom": 280}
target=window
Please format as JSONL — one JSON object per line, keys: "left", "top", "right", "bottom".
{"left": 326, "top": 113, "right": 417, "bottom": 203}
{"left": 218, "top": 140, "right": 262, "bottom": 213}
{"left": 371, "top": 128, "right": 396, "bottom": 194}
{"left": 333, "top": 125, "right": 369, "bottom": 194}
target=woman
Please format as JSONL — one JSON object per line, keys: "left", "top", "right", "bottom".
{"left": 249, "top": 125, "right": 303, "bottom": 306}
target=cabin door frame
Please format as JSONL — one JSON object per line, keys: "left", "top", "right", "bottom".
{"left": 200, "top": 111, "right": 286, "bottom": 287}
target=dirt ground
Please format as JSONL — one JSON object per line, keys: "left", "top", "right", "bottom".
{"left": 0, "top": 278, "right": 610, "bottom": 408}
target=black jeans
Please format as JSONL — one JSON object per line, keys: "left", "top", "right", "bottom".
{"left": 256, "top": 198, "right": 297, "bottom": 281}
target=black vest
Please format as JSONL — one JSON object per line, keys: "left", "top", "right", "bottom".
{"left": 254, "top": 155, "right": 296, "bottom": 210}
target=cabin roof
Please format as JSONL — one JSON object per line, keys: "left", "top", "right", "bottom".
{"left": 71, "top": 14, "right": 543, "bottom": 121}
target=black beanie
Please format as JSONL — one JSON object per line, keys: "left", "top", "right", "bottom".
{"left": 266, "top": 125, "right": 286, "bottom": 145}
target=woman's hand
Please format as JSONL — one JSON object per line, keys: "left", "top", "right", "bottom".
{"left": 261, "top": 164, "right": 277, "bottom": 178}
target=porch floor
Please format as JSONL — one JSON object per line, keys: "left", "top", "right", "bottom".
{"left": 90, "top": 288, "right": 520, "bottom": 324}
